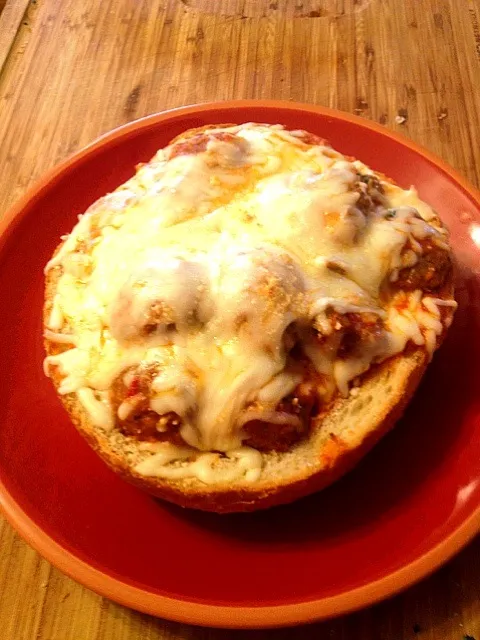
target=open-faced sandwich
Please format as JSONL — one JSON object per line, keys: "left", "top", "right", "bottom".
{"left": 43, "top": 122, "right": 457, "bottom": 512}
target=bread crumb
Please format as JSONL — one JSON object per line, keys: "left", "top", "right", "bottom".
{"left": 395, "top": 115, "right": 406, "bottom": 125}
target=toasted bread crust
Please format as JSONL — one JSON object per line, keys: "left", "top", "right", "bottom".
{"left": 43, "top": 125, "right": 456, "bottom": 512}
{"left": 44, "top": 265, "right": 454, "bottom": 513}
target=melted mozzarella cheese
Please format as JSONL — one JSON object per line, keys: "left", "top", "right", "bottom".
{"left": 44, "top": 123, "right": 455, "bottom": 474}
{"left": 134, "top": 442, "right": 263, "bottom": 484}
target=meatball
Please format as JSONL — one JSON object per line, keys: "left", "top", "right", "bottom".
{"left": 214, "top": 247, "right": 304, "bottom": 345}
{"left": 243, "top": 376, "right": 319, "bottom": 452}
{"left": 110, "top": 364, "right": 184, "bottom": 443}
{"left": 109, "top": 254, "right": 211, "bottom": 345}
{"left": 243, "top": 418, "right": 306, "bottom": 452}
{"left": 338, "top": 312, "right": 383, "bottom": 358}
{"left": 395, "top": 241, "right": 451, "bottom": 292}
{"left": 355, "top": 173, "right": 386, "bottom": 213}
{"left": 318, "top": 310, "right": 384, "bottom": 359}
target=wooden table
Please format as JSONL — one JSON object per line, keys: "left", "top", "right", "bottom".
{"left": 1, "top": 1, "right": 479, "bottom": 638}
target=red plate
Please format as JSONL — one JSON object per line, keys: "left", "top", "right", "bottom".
{"left": 1, "top": 101, "right": 480, "bottom": 628}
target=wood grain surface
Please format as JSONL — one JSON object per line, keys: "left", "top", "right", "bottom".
{"left": 1, "top": 0, "right": 480, "bottom": 638}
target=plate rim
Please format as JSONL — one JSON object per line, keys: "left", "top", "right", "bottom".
{"left": 1, "top": 99, "right": 479, "bottom": 628}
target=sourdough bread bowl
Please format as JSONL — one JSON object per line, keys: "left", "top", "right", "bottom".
{"left": 43, "top": 123, "right": 456, "bottom": 512}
